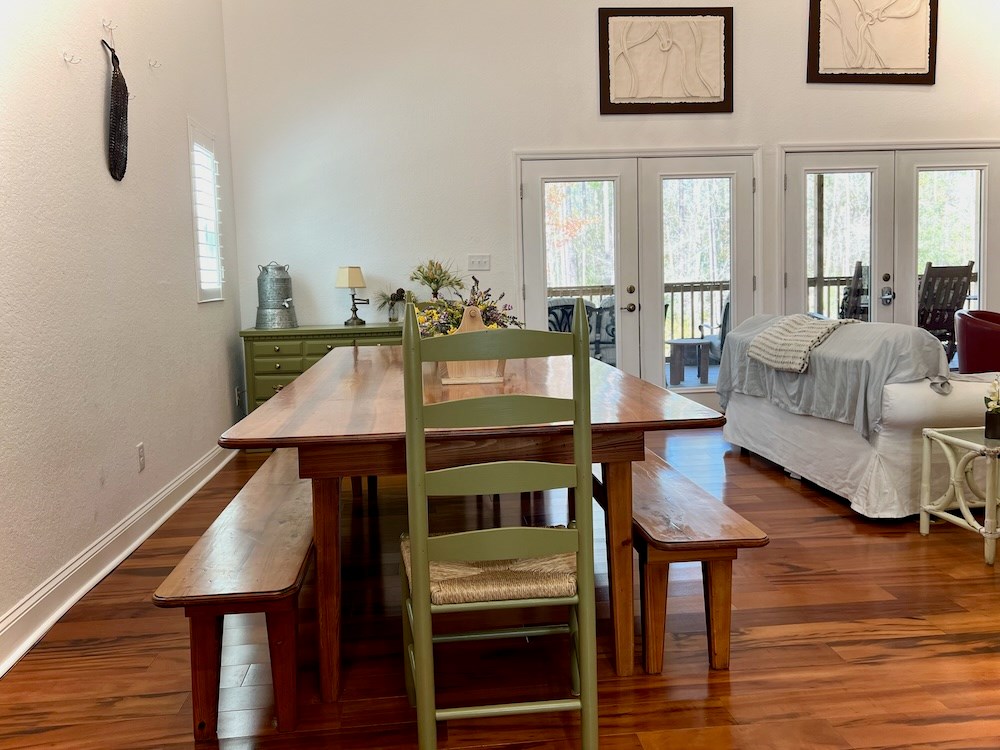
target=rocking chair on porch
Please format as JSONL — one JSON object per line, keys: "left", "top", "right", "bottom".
{"left": 916, "top": 261, "right": 975, "bottom": 362}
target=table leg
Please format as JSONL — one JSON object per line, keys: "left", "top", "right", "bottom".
{"left": 669, "top": 346, "right": 683, "bottom": 386}
{"left": 919, "top": 433, "right": 931, "bottom": 536}
{"left": 698, "top": 343, "right": 710, "bottom": 384}
{"left": 313, "top": 477, "right": 342, "bottom": 702}
{"left": 603, "top": 460, "right": 635, "bottom": 676}
{"left": 986, "top": 458, "right": 998, "bottom": 566}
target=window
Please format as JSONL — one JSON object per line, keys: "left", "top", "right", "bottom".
{"left": 188, "top": 119, "right": 224, "bottom": 302}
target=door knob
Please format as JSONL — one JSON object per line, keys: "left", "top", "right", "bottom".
{"left": 880, "top": 286, "right": 895, "bottom": 305}
{"left": 620, "top": 303, "right": 637, "bottom": 312}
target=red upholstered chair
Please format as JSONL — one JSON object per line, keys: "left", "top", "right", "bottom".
{"left": 956, "top": 309, "right": 1000, "bottom": 373}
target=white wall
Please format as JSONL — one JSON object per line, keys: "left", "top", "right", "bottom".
{"left": 0, "top": 0, "right": 242, "bottom": 670}
{"left": 222, "top": 0, "right": 1000, "bottom": 328}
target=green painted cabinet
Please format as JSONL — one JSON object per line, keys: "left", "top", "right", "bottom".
{"left": 241, "top": 324, "right": 402, "bottom": 411}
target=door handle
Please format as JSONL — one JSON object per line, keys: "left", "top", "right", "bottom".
{"left": 880, "top": 286, "right": 895, "bottom": 305}
{"left": 620, "top": 303, "right": 637, "bottom": 313}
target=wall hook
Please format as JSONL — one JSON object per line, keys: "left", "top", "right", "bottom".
{"left": 148, "top": 58, "right": 162, "bottom": 69}
{"left": 62, "top": 51, "right": 82, "bottom": 64}
{"left": 102, "top": 18, "right": 117, "bottom": 47}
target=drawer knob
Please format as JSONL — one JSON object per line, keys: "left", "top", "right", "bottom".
{"left": 274, "top": 345, "right": 281, "bottom": 352}
{"left": 326, "top": 344, "right": 333, "bottom": 350}
{"left": 273, "top": 384, "right": 284, "bottom": 392}
{"left": 274, "top": 363, "right": 281, "bottom": 370}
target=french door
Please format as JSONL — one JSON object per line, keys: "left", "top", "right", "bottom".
{"left": 785, "top": 148, "right": 1000, "bottom": 325}
{"left": 521, "top": 154, "right": 754, "bottom": 388}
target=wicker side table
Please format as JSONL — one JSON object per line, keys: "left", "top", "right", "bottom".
{"left": 919, "top": 427, "right": 1000, "bottom": 564}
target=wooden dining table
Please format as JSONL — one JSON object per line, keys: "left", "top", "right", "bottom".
{"left": 219, "top": 344, "right": 724, "bottom": 702}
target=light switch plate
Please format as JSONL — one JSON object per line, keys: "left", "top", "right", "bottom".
{"left": 467, "top": 254, "right": 491, "bottom": 271}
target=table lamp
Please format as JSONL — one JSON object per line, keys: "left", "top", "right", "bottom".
{"left": 336, "top": 266, "right": 369, "bottom": 326}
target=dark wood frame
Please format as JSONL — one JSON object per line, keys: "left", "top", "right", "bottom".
{"left": 598, "top": 7, "right": 734, "bottom": 114}
{"left": 807, "top": 0, "right": 938, "bottom": 85}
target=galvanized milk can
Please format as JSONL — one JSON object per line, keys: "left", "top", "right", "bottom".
{"left": 255, "top": 261, "right": 299, "bottom": 329}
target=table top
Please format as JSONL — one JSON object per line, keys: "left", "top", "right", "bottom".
{"left": 220, "top": 345, "right": 724, "bottom": 449}
{"left": 923, "top": 426, "right": 1000, "bottom": 454}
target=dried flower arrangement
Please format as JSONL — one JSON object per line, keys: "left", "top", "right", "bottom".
{"left": 415, "top": 276, "right": 522, "bottom": 338}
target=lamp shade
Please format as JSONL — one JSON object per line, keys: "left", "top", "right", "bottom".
{"left": 335, "top": 266, "right": 366, "bottom": 289}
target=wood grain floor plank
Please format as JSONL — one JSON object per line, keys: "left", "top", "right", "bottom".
{"left": 4, "top": 434, "right": 1000, "bottom": 748}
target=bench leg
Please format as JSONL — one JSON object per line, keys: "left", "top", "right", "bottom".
{"left": 702, "top": 559, "right": 733, "bottom": 669}
{"left": 698, "top": 343, "right": 710, "bottom": 384}
{"left": 638, "top": 545, "right": 669, "bottom": 675}
{"left": 265, "top": 606, "right": 299, "bottom": 732}
{"left": 367, "top": 475, "right": 378, "bottom": 512}
{"left": 188, "top": 613, "right": 224, "bottom": 741}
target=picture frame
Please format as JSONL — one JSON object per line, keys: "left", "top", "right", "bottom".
{"left": 807, "top": 0, "right": 938, "bottom": 84}
{"left": 598, "top": 7, "right": 733, "bottom": 114}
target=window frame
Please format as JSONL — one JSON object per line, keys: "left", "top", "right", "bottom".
{"left": 187, "top": 118, "right": 224, "bottom": 303}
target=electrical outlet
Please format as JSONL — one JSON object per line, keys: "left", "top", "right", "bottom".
{"left": 137, "top": 442, "right": 145, "bottom": 472}
{"left": 467, "top": 253, "right": 491, "bottom": 271}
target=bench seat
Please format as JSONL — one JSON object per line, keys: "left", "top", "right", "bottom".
{"left": 153, "top": 448, "right": 313, "bottom": 740}
{"left": 630, "top": 449, "right": 768, "bottom": 673}
{"left": 595, "top": 449, "right": 768, "bottom": 674}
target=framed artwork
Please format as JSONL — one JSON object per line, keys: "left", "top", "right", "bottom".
{"left": 598, "top": 7, "right": 733, "bottom": 114}
{"left": 807, "top": 0, "right": 938, "bottom": 84}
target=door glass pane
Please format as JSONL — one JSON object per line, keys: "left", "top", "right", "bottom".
{"left": 916, "top": 169, "right": 981, "bottom": 367}
{"left": 917, "top": 169, "right": 981, "bottom": 308}
{"left": 805, "top": 172, "right": 873, "bottom": 321}
{"left": 543, "top": 180, "right": 616, "bottom": 363}
{"left": 661, "top": 177, "right": 730, "bottom": 388}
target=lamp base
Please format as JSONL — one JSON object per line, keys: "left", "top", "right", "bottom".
{"left": 344, "top": 294, "right": 368, "bottom": 326}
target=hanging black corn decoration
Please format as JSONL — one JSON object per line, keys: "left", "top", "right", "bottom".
{"left": 101, "top": 39, "right": 128, "bottom": 181}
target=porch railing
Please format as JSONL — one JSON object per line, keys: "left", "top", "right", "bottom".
{"left": 548, "top": 281, "right": 730, "bottom": 341}
{"left": 548, "top": 275, "right": 860, "bottom": 343}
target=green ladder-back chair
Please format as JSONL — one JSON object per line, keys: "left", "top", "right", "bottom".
{"left": 400, "top": 299, "right": 598, "bottom": 750}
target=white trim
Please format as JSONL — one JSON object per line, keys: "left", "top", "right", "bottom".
{"left": 516, "top": 145, "right": 760, "bottom": 161}
{"left": 780, "top": 139, "right": 1000, "bottom": 154}
{"left": 0, "top": 446, "right": 237, "bottom": 677}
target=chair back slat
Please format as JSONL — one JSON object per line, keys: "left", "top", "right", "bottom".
{"left": 427, "top": 526, "right": 579, "bottom": 562}
{"left": 421, "top": 327, "right": 573, "bottom": 361}
{"left": 425, "top": 395, "right": 574, "bottom": 429}
{"left": 426, "top": 462, "right": 577, "bottom": 498}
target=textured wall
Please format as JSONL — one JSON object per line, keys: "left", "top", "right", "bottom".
{"left": 0, "top": 2, "right": 242, "bottom": 622}
{"left": 221, "top": 0, "right": 1000, "bottom": 328}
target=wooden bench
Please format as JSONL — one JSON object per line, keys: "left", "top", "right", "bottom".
{"left": 595, "top": 449, "right": 768, "bottom": 674}
{"left": 153, "top": 448, "right": 313, "bottom": 740}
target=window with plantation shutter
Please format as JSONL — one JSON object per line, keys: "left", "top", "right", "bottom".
{"left": 188, "top": 119, "right": 224, "bottom": 302}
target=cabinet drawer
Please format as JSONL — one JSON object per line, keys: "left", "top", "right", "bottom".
{"left": 254, "top": 373, "right": 299, "bottom": 399}
{"left": 252, "top": 340, "right": 304, "bottom": 357}
{"left": 304, "top": 339, "right": 352, "bottom": 356}
{"left": 357, "top": 336, "right": 401, "bottom": 347}
{"left": 254, "top": 356, "right": 304, "bottom": 375}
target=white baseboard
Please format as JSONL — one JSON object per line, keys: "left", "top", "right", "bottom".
{"left": 0, "top": 446, "right": 238, "bottom": 677}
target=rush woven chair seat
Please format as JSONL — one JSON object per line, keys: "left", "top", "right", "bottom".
{"left": 400, "top": 544, "right": 577, "bottom": 604}
{"left": 400, "top": 299, "right": 598, "bottom": 749}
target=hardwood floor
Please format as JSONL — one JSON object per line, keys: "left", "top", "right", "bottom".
{"left": 3, "top": 430, "right": 1000, "bottom": 749}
